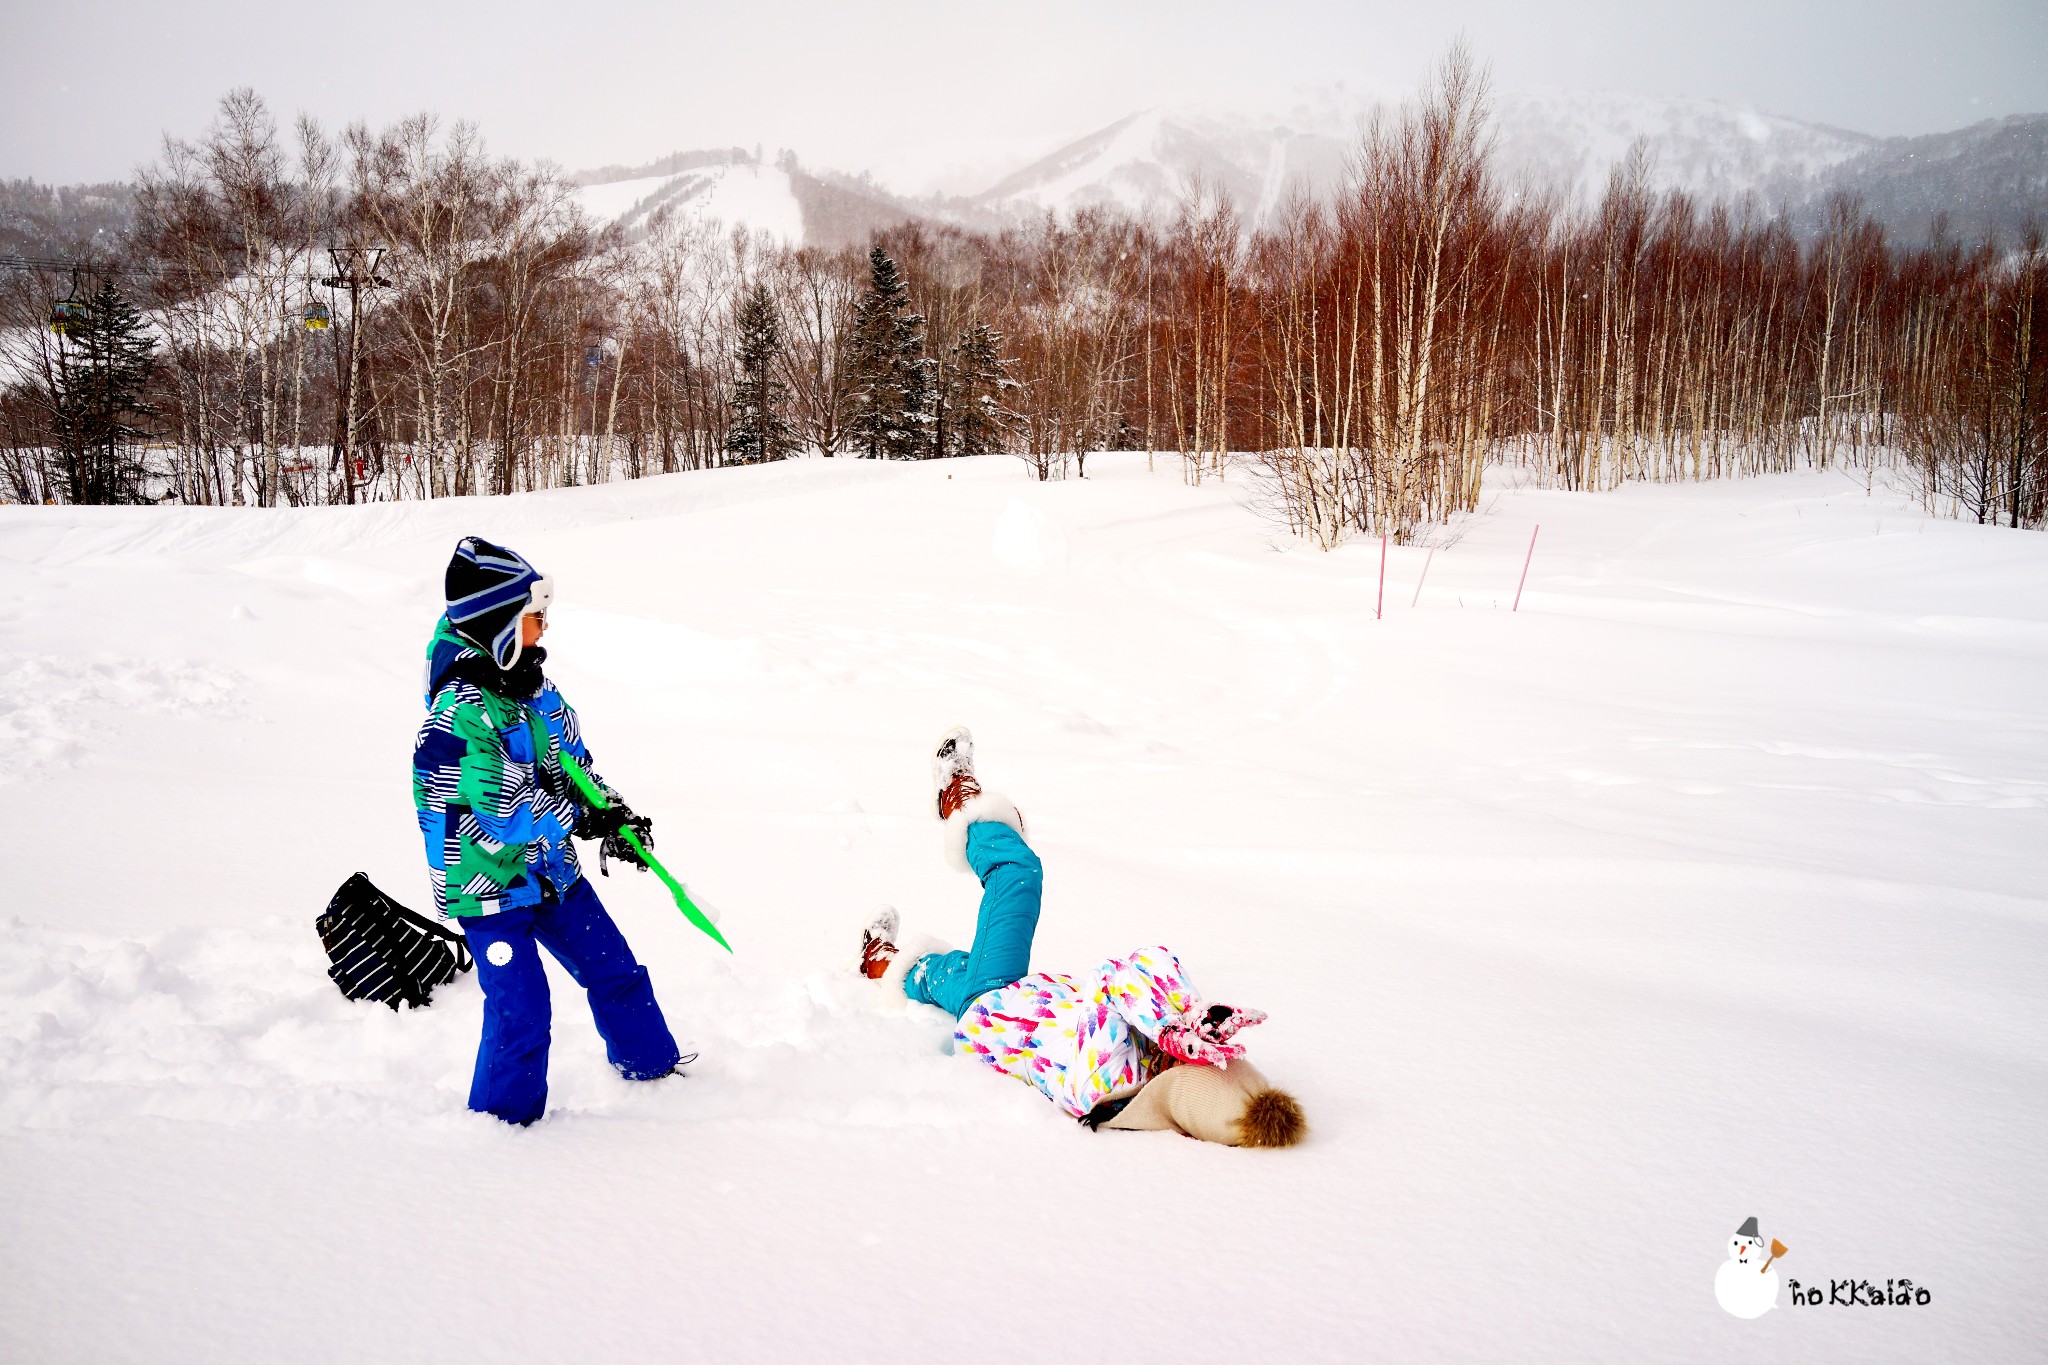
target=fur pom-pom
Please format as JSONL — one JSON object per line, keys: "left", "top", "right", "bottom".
{"left": 880, "top": 933, "right": 950, "bottom": 994}
{"left": 1237, "top": 1088, "right": 1307, "bottom": 1148}
{"left": 941, "top": 791, "right": 1027, "bottom": 870}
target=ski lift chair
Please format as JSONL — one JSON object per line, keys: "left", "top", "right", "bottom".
{"left": 50, "top": 269, "right": 85, "bottom": 336}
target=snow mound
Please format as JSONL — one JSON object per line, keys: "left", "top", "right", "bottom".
{"left": 990, "top": 498, "right": 1069, "bottom": 575}
{"left": 0, "top": 654, "right": 242, "bottom": 777}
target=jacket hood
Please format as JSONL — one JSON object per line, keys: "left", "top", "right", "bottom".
{"left": 425, "top": 616, "right": 492, "bottom": 703}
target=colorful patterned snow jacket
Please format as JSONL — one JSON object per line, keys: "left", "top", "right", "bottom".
{"left": 954, "top": 946, "right": 1198, "bottom": 1118}
{"left": 412, "top": 617, "right": 605, "bottom": 918}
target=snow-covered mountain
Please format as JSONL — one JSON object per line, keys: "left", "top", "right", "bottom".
{"left": 7, "top": 92, "right": 2035, "bottom": 262}
{"left": 1777, "top": 113, "right": 2048, "bottom": 243}
{"left": 571, "top": 91, "right": 2042, "bottom": 245}
{"left": 973, "top": 102, "right": 1353, "bottom": 227}
{"left": 1490, "top": 90, "right": 1873, "bottom": 200}
{"left": 969, "top": 89, "right": 1880, "bottom": 228}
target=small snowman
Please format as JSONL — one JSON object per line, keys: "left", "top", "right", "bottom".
{"left": 1714, "top": 1217, "right": 1782, "bottom": 1319}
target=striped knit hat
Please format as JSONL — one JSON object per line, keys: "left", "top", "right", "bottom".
{"left": 444, "top": 536, "right": 553, "bottom": 670}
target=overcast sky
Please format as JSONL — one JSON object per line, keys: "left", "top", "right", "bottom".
{"left": 6, "top": 0, "right": 2044, "bottom": 190}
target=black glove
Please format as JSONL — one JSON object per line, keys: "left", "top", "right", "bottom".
{"left": 576, "top": 801, "right": 654, "bottom": 873}
{"left": 574, "top": 801, "right": 626, "bottom": 841}
{"left": 601, "top": 815, "right": 653, "bottom": 871}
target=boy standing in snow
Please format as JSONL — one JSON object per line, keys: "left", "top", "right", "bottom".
{"left": 413, "top": 536, "right": 682, "bottom": 1126}
{"left": 859, "top": 728, "right": 1305, "bottom": 1147}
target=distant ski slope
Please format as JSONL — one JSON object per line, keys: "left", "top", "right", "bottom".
{"left": 576, "top": 160, "right": 806, "bottom": 243}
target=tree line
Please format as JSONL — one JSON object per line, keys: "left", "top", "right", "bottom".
{"left": 2, "top": 55, "right": 2041, "bottom": 537}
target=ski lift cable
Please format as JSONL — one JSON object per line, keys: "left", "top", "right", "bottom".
{"left": 0, "top": 252, "right": 252, "bottom": 284}
{"left": 7, "top": 252, "right": 358, "bottom": 333}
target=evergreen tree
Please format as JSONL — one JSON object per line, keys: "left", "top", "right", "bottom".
{"left": 905, "top": 343, "right": 935, "bottom": 458}
{"left": 846, "top": 247, "right": 930, "bottom": 459}
{"left": 51, "top": 279, "right": 158, "bottom": 504}
{"left": 942, "top": 321, "right": 1022, "bottom": 458}
{"left": 725, "top": 281, "right": 796, "bottom": 464}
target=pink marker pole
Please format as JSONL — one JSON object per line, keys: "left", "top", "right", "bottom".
{"left": 1513, "top": 525, "right": 1540, "bottom": 612}
{"left": 1377, "top": 532, "right": 1388, "bottom": 620}
{"left": 1411, "top": 544, "right": 1435, "bottom": 609}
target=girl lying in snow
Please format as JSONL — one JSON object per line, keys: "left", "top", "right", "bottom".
{"left": 857, "top": 728, "right": 1306, "bottom": 1147}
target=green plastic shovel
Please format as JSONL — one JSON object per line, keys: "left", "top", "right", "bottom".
{"left": 556, "top": 745, "right": 732, "bottom": 953}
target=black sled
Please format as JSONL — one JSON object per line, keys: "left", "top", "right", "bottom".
{"left": 317, "top": 873, "right": 473, "bottom": 1009}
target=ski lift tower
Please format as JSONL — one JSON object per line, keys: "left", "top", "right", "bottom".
{"left": 320, "top": 244, "right": 392, "bottom": 505}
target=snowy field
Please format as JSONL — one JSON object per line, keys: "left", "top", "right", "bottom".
{"left": 2, "top": 455, "right": 2043, "bottom": 1362}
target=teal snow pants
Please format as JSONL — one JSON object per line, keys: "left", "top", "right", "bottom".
{"left": 904, "top": 821, "right": 1043, "bottom": 1018}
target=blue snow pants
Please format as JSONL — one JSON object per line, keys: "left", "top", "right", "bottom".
{"left": 905, "top": 821, "right": 1043, "bottom": 1018}
{"left": 459, "top": 876, "right": 680, "bottom": 1126}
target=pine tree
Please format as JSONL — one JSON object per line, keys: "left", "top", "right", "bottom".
{"left": 51, "top": 279, "right": 159, "bottom": 504}
{"left": 905, "top": 343, "right": 935, "bottom": 458}
{"left": 942, "top": 321, "right": 1022, "bottom": 458}
{"left": 846, "top": 247, "right": 930, "bottom": 459}
{"left": 725, "top": 281, "right": 796, "bottom": 464}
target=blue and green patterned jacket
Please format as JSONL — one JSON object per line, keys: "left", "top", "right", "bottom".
{"left": 412, "top": 617, "right": 605, "bottom": 917}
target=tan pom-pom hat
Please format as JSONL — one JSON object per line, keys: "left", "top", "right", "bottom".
{"left": 1102, "top": 1060, "right": 1307, "bottom": 1148}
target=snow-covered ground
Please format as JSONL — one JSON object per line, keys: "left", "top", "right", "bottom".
{"left": 2, "top": 456, "right": 2042, "bottom": 1362}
